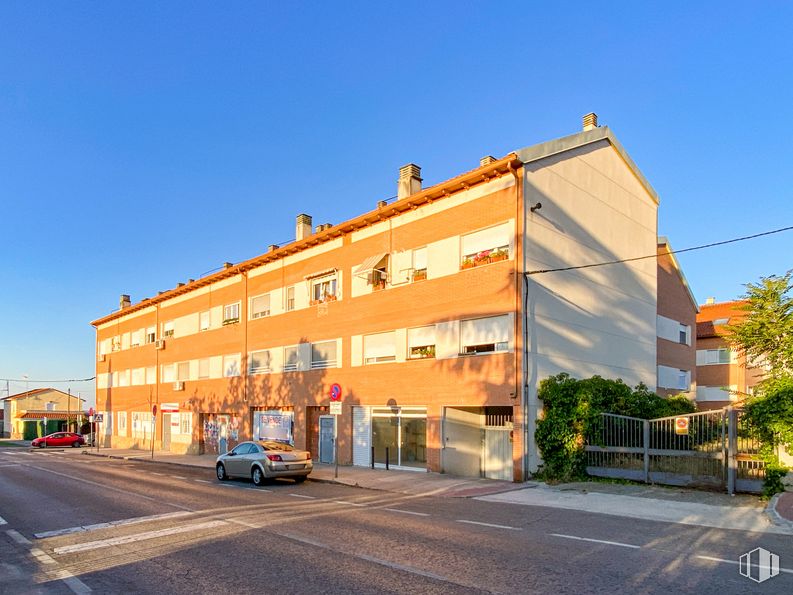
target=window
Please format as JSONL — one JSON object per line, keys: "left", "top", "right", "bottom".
{"left": 131, "top": 368, "right": 145, "bottom": 386}
{"left": 249, "top": 350, "right": 272, "bottom": 374}
{"left": 283, "top": 346, "right": 298, "bottom": 372}
{"left": 461, "top": 315, "right": 510, "bottom": 355}
{"left": 180, "top": 413, "right": 192, "bottom": 436}
{"left": 223, "top": 354, "right": 241, "bottom": 377}
{"left": 162, "top": 364, "right": 175, "bottom": 383}
{"left": 198, "top": 358, "right": 210, "bottom": 379}
{"left": 118, "top": 369, "right": 130, "bottom": 387}
{"left": 311, "top": 340, "right": 337, "bottom": 369}
{"left": 111, "top": 336, "right": 121, "bottom": 352}
{"left": 46, "top": 402, "right": 55, "bottom": 411}
{"left": 177, "top": 362, "right": 190, "bottom": 381}
{"left": 163, "top": 320, "right": 175, "bottom": 337}
{"left": 461, "top": 223, "right": 510, "bottom": 268}
{"left": 223, "top": 303, "right": 240, "bottom": 325}
{"left": 131, "top": 330, "right": 142, "bottom": 348}
{"left": 713, "top": 318, "right": 730, "bottom": 325}
{"left": 364, "top": 332, "right": 397, "bottom": 364}
{"left": 199, "top": 310, "right": 210, "bottom": 331}
{"left": 697, "top": 348, "right": 731, "bottom": 365}
{"left": 285, "top": 286, "right": 295, "bottom": 311}
{"left": 250, "top": 294, "right": 270, "bottom": 319}
{"left": 412, "top": 247, "right": 427, "bottom": 282}
{"left": 145, "top": 366, "right": 157, "bottom": 384}
{"left": 118, "top": 411, "right": 127, "bottom": 436}
{"left": 311, "top": 276, "right": 338, "bottom": 304}
{"left": 678, "top": 370, "right": 690, "bottom": 391}
{"left": 408, "top": 326, "right": 436, "bottom": 359}
{"left": 679, "top": 324, "right": 690, "bottom": 346}
{"left": 145, "top": 326, "right": 156, "bottom": 344}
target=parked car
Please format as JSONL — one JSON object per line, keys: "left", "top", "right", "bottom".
{"left": 31, "top": 432, "right": 85, "bottom": 448}
{"left": 216, "top": 440, "right": 312, "bottom": 485}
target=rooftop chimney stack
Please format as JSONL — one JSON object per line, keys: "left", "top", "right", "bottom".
{"left": 120, "top": 294, "right": 131, "bottom": 309}
{"left": 223, "top": 262, "right": 233, "bottom": 269}
{"left": 705, "top": 297, "right": 716, "bottom": 305}
{"left": 268, "top": 244, "right": 279, "bottom": 252}
{"left": 296, "top": 213, "right": 312, "bottom": 241}
{"left": 480, "top": 155, "right": 497, "bottom": 167}
{"left": 583, "top": 112, "right": 598, "bottom": 131}
{"left": 377, "top": 200, "right": 388, "bottom": 209}
{"left": 397, "top": 163, "right": 422, "bottom": 200}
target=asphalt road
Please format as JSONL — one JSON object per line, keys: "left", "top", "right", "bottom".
{"left": 1, "top": 446, "right": 791, "bottom": 594}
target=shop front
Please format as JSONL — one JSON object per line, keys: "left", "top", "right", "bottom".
{"left": 352, "top": 406, "right": 427, "bottom": 470}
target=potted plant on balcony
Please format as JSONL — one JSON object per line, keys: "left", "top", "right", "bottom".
{"left": 489, "top": 248, "right": 508, "bottom": 262}
{"left": 412, "top": 269, "right": 427, "bottom": 282}
{"left": 461, "top": 257, "right": 475, "bottom": 270}
{"left": 473, "top": 249, "right": 492, "bottom": 266}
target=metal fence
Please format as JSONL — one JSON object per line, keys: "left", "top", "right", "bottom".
{"left": 585, "top": 408, "right": 766, "bottom": 494}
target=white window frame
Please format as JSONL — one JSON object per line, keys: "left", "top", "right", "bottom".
{"left": 460, "top": 315, "right": 510, "bottom": 355}
{"left": 461, "top": 223, "right": 511, "bottom": 266}
{"left": 250, "top": 293, "right": 271, "bottom": 319}
{"left": 177, "top": 361, "right": 190, "bottom": 381}
{"left": 223, "top": 354, "right": 241, "bottom": 377}
{"left": 145, "top": 326, "right": 156, "bottom": 344}
{"left": 311, "top": 275, "right": 338, "bottom": 303}
{"left": 180, "top": 413, "right": 192, "bottom": 436}
{"left": 198, "top": 358, "right": 210, "bottom": 379}
{"left": 130, "top": 330, "right": 142, "bottom": 348}
{"left": 311, "top": 340, "right": 337, "bottom": 369}
{"left": 162, "top": 320, "right": 175, "bottom": 338}
{"left": 283, "top": 345, "right": 299, "bottom": 372}
{"left": 407, "top": 325, "right": 436, "bottom": 359}
{"left": 199, "top": 310, "right": 210, "bottom": 331}
{"left": 117, "top": 411, "right": 127, "bottom": 437}
{"left": 249, "top": 349, "right": 272, "bottom": 374}
{"left": 364, "top": 332, "right": 397, "bottom": 364}
{"left": 412, "top": 247, "right": 428, "bottom": 281}
{"left": 223, "top": 302, "right": 241, "bottom": 326}
{"left": 285, "top": 286, "right": 296, "bottom": 311}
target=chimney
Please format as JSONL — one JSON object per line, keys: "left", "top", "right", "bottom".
{"left": 119, "top": 294, "right": 131, "bottom": 309}
{"left": 583, "top": 112, "right": 598, "bottom": 131}
{"left": 377, "top": 200, "right": 388, "bottom": 209}
{"left": 296, "top": 213, "right": 312, "bottom": 241}
{"left": 397, "top": 164, "right": 422, "bottom": 200}
{"left": 705, "top": 297, "right": 716, "bottom": 305}
{"left": 188, "top": 279, "right": 195, "bottom": 283}
{"left": 223, "top": 262, "right": 233, "bottom": 269}
{"left": 480, "top": 155, "right": 497, "bottom": 167}
{"left": 268, "top": 244, "right": 279, "bottom": 252}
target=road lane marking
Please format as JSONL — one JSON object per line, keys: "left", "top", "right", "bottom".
{"left": 334, "top": 500, "right": 366, "bottom": 507}
{"left": 550, "top": 533, "right": 640, "bottom": 549}
{"left": 0, "top": 515, "right": 6, "bottom": 525}
{"left": 52, "top": 570, "right": 92, "bottom": 594}
{"left": 53, "top": 520, "right": 228, "bottom": 555}
{"left": 384, "top": 508, "right": 430, "bottom": 517}
{"left": 0, "top": 463, "right": 21, "bottom": 468}
{"left": 35, "top": 511, "right": 193, "bottom": 538}
{"left": 6, "top": 529, "right": 31, "bottom": 544}
{"left": 31, "top": 548, "right": 57, "bottom": 564}
{"left": 289, "top": 494, "right": 316, "bottom": 499}
{"left": 194, "top": 479, "right": 211, "bottom": 484}
{"left": 22, "top": 464, "right": 194, "bottom": 511}
{"left": 151, "top": 472, "right": 164, "bottom": 476}
{"left": 457, "top": 520, "right": 521, "bottom": 531}
{"left": 696, "top": 555, "right": 793, "bottom": 574}
{"left": 171, "top": 476, "right": 187, "bottom": 480}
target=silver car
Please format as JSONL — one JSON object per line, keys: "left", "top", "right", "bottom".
{"left": 215, "top": 440, "right": 313, "bottom": 486}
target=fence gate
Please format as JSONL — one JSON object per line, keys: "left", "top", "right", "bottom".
{"left": 585, "top": 409, "right": 767, "bottom": 494}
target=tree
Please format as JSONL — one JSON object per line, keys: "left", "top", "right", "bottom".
{"left": 728, "top": 270, "right": 793, "bottom": 381}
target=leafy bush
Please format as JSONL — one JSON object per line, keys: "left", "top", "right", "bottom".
{"left": 535, "top": 373, "right": 696, "bottom": 481}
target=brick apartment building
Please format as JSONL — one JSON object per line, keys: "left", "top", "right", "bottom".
{"left": 655, "top": 238, "right": 697, "bottom": 399}
{"left": 695, "top": 299, "right": 766, "bottom": 410}
{"left": 91, "top": 114, "right": 668, "bottom": 480}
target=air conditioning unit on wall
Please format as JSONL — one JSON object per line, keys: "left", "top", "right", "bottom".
{"left": 155, "top": 340, "right": 165, "bottom": 350}
{"left": 173, "top": 381, "right": 184, "bottom": 391}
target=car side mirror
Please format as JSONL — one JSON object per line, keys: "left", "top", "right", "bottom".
{"left": 228, "top": 452, "right": 236, "bottom": 456}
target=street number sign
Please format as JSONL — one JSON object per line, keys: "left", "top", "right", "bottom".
{"left": 329, "top": 401, "right": 342, "bottom": 415}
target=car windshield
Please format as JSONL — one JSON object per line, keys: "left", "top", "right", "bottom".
{"left": 257, "top": 440, "right": 293, "bottom": 452}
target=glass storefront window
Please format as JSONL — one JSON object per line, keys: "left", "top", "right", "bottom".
{"left": 371, "top": 407, "right": 426, "bottom": 469}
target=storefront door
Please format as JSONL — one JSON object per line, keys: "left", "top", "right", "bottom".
{"left": 371, "top": 407, "right": 426, "bottom": 469}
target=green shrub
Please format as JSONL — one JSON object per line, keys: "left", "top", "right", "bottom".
{"left": 535, "top": 373, "right": 696, "bottom": 481}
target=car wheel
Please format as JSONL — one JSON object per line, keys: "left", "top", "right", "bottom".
{"left": 216, "top": 463, "right": 228, "bottom": 481}
{"left": 71, "top": 441, "right": 80, "bottom": 448}
{"left": 37, "top": 443, "right": 45, "bottom": 449}
{"left": 251, "top": 466, "right": 266, "bottom": 486}
{"left": 294, "top": 475, "right": 308, "bottom": 484}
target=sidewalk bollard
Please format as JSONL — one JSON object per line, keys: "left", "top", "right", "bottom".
{"left": 371, "top": 447, "right": 375, "bottom": 469}
{"left": 385, "top": 447, "right": 389, "bottom": 470}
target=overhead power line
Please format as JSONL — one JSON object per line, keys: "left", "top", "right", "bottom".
{"left": 0, "top": 376, "right": 96, "bottom": 383}
{"left": 526, "top": 225, "right": 793, "bottom": 275}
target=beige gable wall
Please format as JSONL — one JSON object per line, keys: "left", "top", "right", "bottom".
{"left": 523, "top": 140, "right": 658, "bottom": 471}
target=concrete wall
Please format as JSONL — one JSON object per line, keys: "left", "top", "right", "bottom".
{"left": 522, "top": 139, "right": 658, "bottom": 472}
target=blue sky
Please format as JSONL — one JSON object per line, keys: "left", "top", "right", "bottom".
{"left": 1, "top": 2, "right": 791, "bottom": 403}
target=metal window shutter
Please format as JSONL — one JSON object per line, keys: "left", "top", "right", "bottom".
{"left": 352, "top": 406, "right": 371, "bottom": 467}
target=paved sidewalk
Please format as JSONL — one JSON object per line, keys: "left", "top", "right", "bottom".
{"left": 71, "top": 446, "right": 793, "bottom": 533}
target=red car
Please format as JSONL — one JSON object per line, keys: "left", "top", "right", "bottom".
{"left": 31, "top": 432, "right": 85, "bottom": 448}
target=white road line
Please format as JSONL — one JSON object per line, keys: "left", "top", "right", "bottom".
{"left": 458, "top": 520, "right": 522, "bottom": 531}
{"left": 6, "top": 529, "right": 31, "bottom": 544}
{"left": 0, "top": 463, "right": 21, "bottom": 468}
{"left": 194, "top": 479, "right": 211, "bottom": 484}
{"left": 289, "top": 494, "right": 316, "bottom": 499}
{"left": 35, "top": 511, "right": 193, "bottom": 538}
{"left": 0, "top": 515, "right": 6, "bottom": 525}
{"left": 171, "top": 476, "right": 187, "bottom": 480}
{"left": 550, "top": 533, "right": 640, "bottom": 549}
{"left": 52, "top": 570, "right": 92, "bottom": 594}
{"left": 334, "top": 500, "right": 366, "bottom": 507}
{"left": 384, "top": 508, "right": 430, "bottom": 517}
{"left": 697, "top": 555, "right": 793, "bottom": 575}
{"left": 151, "top": 472, "right": 164, "bottom": 476}
{"left": 53, "top": 520, "right": 227, "bottom": 555}
{"left": 228, "top": 518, "right": 259, "bottom": 529}
{"left": 31, "top": 548, "right": 58, "bottom": 565}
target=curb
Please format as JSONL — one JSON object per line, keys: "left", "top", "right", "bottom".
{"left": 766, "top": 493, "right": 793, "bottom": 530}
